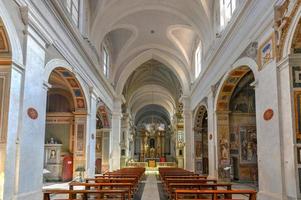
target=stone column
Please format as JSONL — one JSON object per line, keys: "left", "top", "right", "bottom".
{"left": 109, "top": 98, "right": 122, "bottom": 171}
{"left": 85, "top": 91, "right": 97, "bottom": 177}
{"left": 182, "top": 97, "right": 194, "bottom": 172}
{"left": 15, "top": 26, "right": 47, "bottom": 200}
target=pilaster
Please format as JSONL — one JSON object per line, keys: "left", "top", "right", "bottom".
{"left": 181, "top": 96, "right": 194, "bottom": 172}
{"left": 109, "top": 97, "right": 122, "bottom": 171}
{"left": 15, "top": 21, "right": 47, "bottom": 200}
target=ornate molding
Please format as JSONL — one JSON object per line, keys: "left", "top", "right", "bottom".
{"left": 274, "top": 0, "right": 301, "bottom": 61}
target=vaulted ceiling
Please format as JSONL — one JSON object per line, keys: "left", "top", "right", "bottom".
{"left": 88, "top": 0, "right": 216, "bottom": 122}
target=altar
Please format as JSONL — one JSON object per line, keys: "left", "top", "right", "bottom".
{"left": 148, "top": 160, "right": 156, "bottom": 168}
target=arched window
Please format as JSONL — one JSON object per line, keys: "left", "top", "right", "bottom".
{"left": 64, "top": 0, "right": 80, "bottom": 26}
{"left": 195, "top": 45, "right": 202, "bottom": 78}
{"left": 103, "top": 46, "right": 110, "bottom": 78}
{"left": 220, "top": 0, "right": 237, "bottom": 29}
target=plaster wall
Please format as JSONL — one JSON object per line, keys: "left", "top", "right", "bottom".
{"left": 255, "top": 61, "right": 284, "bottom": 200}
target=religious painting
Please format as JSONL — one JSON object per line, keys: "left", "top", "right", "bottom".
{"left": 230, "top": 126, "right": 239, "bottom": 150}
{"left": 49, "top": 149, "right": 56, "bottom": 159}
{"left": 297, "top": 147, "right": 301, "bottom": 164}
{"left": 230, "top": 72, "right": 255, "bottom": 113}
{"left": 96, "top": 136, "right": 102, "bottom": 153}
{"left": 239, "top": 126, "right": 257, "bottom": 163}
{"left": 299, "top": 168, "right": 301, "bottom": 193}
{"left": 68, "top": 79, "right": 79, "bottom": 87}
{"left": 73, "top": 89, "right": 82, "bottom": 97}
{"left": 258, "top": 34, "right": 275, "bottom": 70}
{"left": 0, "top": 77, "right": 5, "bottom": 142}
{"left": 219, "top": 135, "right": 229, "bottom": 162}
{"left": 0, "top": 28, "right": 9, "bottom": 53}
{"left": 292, "top": 66, "right": 301, "bottom": 88}
{"left": 195, "top": 141, "right": 202, "bottom": 158}
{"left": 195, "top": 160, "right": 202, "bottom": 172}
{"left": 294, "top": 91, "right": 301, "bottom": 143}
{"left": 76, "top": 124, "right": 85, "bottom": 152}
{"left": 77, "top": 99, "right": 85, "bottom": 108}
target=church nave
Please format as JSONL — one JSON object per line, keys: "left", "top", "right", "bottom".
{"left": 1, "top": 0, "right": 301, "bottom": 199}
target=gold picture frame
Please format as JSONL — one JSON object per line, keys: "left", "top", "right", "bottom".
{"left": 258, "top": 34, "right": 276, "bottom": 71}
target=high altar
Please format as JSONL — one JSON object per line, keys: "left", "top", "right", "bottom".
{"left": 140, "top": 130, "right": 165, "bottom": 163}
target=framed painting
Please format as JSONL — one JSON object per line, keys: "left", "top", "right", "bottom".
{"left": 239, "top": 126, "right": 257, "bottom": 163}
{"left": 258, "top": 34, "right": 276, "bottom": 70}
{"left": 294, "top": 91, "right": 301, "bottom": 143}
{"left": 297, "top": 147, "right": 301, "bottom": 164}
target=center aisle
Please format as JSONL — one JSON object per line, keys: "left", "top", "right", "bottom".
{"left": 141, "top": 173, "right": 161, "bottom": 200}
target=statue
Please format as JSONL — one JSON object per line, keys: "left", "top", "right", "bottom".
{"left": 150, "top": 148, "right": 155, "bottom": 158}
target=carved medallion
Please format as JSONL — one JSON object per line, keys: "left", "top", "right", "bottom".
{"left": 27, "top": 107, "right": 38, "bottom": 120}
{"left": 263, "top": 109, "right": 274, "bottom": 121}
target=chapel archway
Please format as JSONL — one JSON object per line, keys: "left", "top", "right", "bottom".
{"left": 0, "top": 18, "right": 12, "bottom": 198}
{"left": 216, "top": 66, "right": 258, "bottom": 184}
{"left": 194, "top": 105, "right": 208, "bottom": 175}
{"left": 95, "top": 101, "right": 111, "bottom": 174}
{"left": 290, "top": 17, "right": 301, "bottom": 192}
{"left": 44, "top": 67, "right": 87, "bottom": 182}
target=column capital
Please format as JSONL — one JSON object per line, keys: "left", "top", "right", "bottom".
{"left": 89, "top": 87, "right": 99, "bottom": 101}
{"left": 180, "top": 95, "right": 191, "bottom": 111}
{"left": 42, "top": 81, "right": 52, "bottom": 91}
{"left": 111, "top": 111, "right": 122, "bottom": 118}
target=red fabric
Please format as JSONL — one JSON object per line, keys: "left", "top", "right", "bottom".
{"left": 160, "top": 157, "right": 166, "bottom": 162}
{"left": 95, "top": 158, "right": 102, "bottom": 174}
{"left": 62, "top": 155, "right": 73, "bottom": 181}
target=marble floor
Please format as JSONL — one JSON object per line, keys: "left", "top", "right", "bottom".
{"left": 141, "top": 173, "right": 160, "bottom": 200}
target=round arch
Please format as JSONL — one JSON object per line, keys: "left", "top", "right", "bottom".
{"left": 96, "top": 100, "right": 111, "bottom": 129}
{"left": 214, "top": 57, "right": 259, "bottom": 112}
{"left": 214, "top": 64, "right": 258, "bottom": 183}
{"left": 44, "top": 59, "right": 90, "bottom": 112}
{"left": 281, "top": 3, "right": 301, "bottom": 59}
{"left": 115, "top": 49, "right": 190, "bottom": 95}
{"left": 194, "top": 104, "right": 209, "bottom": 175}
{"left": 0, "top": 2, "right": 23, "bottom": 65}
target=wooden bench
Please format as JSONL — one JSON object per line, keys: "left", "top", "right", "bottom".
{"left": 69, "top": 182, "right": 133, "bottom": 199}
{"left": 174, "top": 189, "right": 257, "bottom": 200}
{"left": 43, "top": 189, "right": 128, "bottom": 200}
{"left": 166, "top": 183, "right": 232, "bottom": 199}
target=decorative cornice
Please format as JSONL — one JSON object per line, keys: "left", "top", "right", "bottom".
{"left": 274, "top": 0, "right": 301, "bottom": 61}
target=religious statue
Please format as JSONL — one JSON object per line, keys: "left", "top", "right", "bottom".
{"left": 150, "top": 147, "right": 155, "bottom": 158}
{"left": 144, "top": 143, "right": 149, "bottom": 157}
{"left": 220, "top": 137, "right": 229, "bottom": 160}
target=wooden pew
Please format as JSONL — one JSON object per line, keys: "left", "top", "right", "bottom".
{"left": 163, "top": 179, "right": 217, "bottom": 194}
{"left": 69, "top": 182, "right": 133, "bottom": 199}
{"left": 43, "top": 189, "right": 127, "bottom": 200}
{"left": 174, "top": 189, "right": 257, "bottom": 200}
{"left": 166, "top": 183, "right": 232, "bottom": 199}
